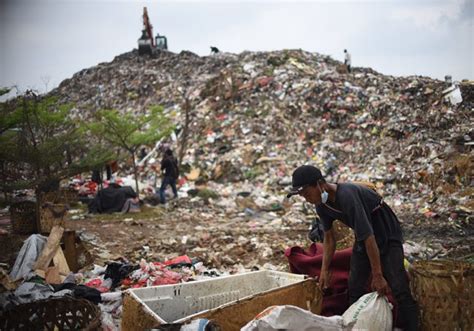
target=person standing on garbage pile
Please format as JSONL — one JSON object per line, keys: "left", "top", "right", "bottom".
{"left": 287, "top": 165, "right": 419, "bottom": 331}
{"left": 158, "top": 149, "right": 179, "bottom": 204}
{"left": 344, "top": 49, "right": 351, "bottom": 73}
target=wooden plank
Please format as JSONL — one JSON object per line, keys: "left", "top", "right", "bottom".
{"left": 63, "top": 230, "right": 78, "bottom": 272}
{"left": 45, "top": 266, "right": 61, "bottom": 284}
{"left": 52, "top": 247, "right": 70, "bottom": 276}
{"left": 34, "top": 225, "right": 64, "bottom": 271}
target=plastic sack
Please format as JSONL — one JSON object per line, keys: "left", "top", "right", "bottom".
{"left": 181, "top": 319, "right": 220, "bottom": 331}
{"left": 342, "top": 292, "right": 392, "bottom": 331}
{"left": 241, "top": 305, "right": 348, "bottom": 331}
{"left": 241, "top": 293, "right": 392, "bottom": 331}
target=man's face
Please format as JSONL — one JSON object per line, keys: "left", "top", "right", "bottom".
{"left": 298, "top": 184, "right": 321, "bottom": 205}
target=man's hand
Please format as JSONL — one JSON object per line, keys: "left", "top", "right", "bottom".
{"left": 320, "top": 229, "right": 335, "bottom": 294}
{"left": 364, "top": 235, "right": 390, "bottom": 296}
{"left": 371, "top": 273, "right": 390, "bottom": 295}
{"left": 318, "top": 270, "right": 330, "bottom": 291}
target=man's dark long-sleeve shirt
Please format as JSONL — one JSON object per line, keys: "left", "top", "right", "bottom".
{"left": 316, "top": 183, "right": 403, "bottom": 254}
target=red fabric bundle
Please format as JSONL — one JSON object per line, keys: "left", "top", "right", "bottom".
{"left": 285, "top": 243, "right": 352, "bottom": 316}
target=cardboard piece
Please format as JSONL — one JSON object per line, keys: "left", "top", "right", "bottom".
{"left": 45, "top": 266, "right": 61, "bottom": 284}
{"left": 33, "top": 225, "right": 70, "bottom": 284}
{"left": 0, "top": 270, "right": 18, "bottom": 290}
{"left": 63, "top": 230, "right": 78, "bottom": 272}
{"left": 52, "top": 246, "right": 70, "bottom": 276}
{"left": 34, "top": 225, "right": 65, "bottom": 271}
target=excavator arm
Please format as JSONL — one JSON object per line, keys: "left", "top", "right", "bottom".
{"left": 143, "top": 7, "right": 155, "bottom": 47}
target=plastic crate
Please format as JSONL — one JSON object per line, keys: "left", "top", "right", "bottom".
{"left": 122, "top": 270, "right": 321, "bottom": 331}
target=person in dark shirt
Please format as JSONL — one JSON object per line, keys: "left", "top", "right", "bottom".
{"left": 158, "top": 149, "right": 178, "bottom": 204}
{"left": 287, "top": 165, "right": 418, "bottom": 331}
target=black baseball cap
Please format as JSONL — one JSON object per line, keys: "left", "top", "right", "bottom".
{"left": 287, "top": 165, "right": 324, "bottom": 198}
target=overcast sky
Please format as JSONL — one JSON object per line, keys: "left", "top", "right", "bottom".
{"left": 1, "top": 0, "right": 472, "bottom": 94}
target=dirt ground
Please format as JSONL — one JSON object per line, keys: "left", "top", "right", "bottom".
{"left": 1, "top": 197, "right": 472, "bottom": 274}
{"left": 64, "top": 200, "right": 311, "bottom": 271}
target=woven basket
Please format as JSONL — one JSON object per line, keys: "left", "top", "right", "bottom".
{"left": 0, "top": 296, "right": 101, "bottom": 330}
{"left": 60, "top": 187, "right": 79, "bottom": 205}
{"left": 41, "top": 191, "right": 61, "bottom": 204}
{"left": 410, "top": 260, "right": 474, "bottom": 331}
{"left": 41, "top": 188, "right": 78, "bottom": 205}
{"left": 9, "top": 201, "right": 37, "bottom": 234}
{"left": 39, "top": 203, "right": 68, "bottom": 234}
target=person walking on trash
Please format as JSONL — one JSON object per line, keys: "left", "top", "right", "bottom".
{"left": 287, "top": 165, "right": 419, "bottom": 331}
{"left": 158, "top": 149, "right": 179, "bottom": 204}
{"left": 344, "top": 49, "right": 351, "bottom": 73}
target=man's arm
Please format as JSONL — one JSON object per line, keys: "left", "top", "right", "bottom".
{"left": 364, "top": 234, "right": 390, "bottom": 295}
{"left": 319, "top": 228, "right": 336, "bottom": 290}
{"left": 161, "top": 159, "right": 169, "bottom": 173}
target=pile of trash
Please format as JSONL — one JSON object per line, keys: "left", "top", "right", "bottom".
{"left": 52, "top": 49, "right": 473, "bottom": 243}
{"left": 0, "top": 227, "right": 231, "bottom": 330}
{"left": 2, "top": 48, "right": 473, "bottom": 330}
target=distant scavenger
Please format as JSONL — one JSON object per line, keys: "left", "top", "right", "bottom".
{"left": 158, "top": 149, "right": 179, "bottom": 204}
{"left": 344, "top": 49, "right": 351, "bottom": 73}
{"left": 210, "top": 46, "right": 220, "bottom": 54}
{"left": 287, "top": 165, "right": 418, "bottom": 331}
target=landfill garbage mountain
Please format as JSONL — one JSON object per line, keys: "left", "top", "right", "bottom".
{"left": 30, "top": 48, "right": 474, "bottom": 269}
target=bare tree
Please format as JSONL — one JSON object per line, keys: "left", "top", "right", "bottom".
{"left": 178, "top": 95, "right": 191, "bottom": 168}
{"left": 40, "top": 75, "right": 51, "bottom": 93}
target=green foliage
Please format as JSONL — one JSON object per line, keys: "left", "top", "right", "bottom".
{"left": 244, "top": 108, "right": 256, "bottom": 117}
{"left": 0, "top": 87, "right": 11, "bottom": 97}
{"left": 86, "top": 105, "right": 174, "bottom": 196}
{"left": 0, "top": 94, "right": 113, "bottom": 193}
{"left": 267, "top": 53, "right": 289, "bottom": 67}
{"left": 87, "top": 106, "right": 174, "bottom": 154}
{"left": 197, "top": 188, "right": 219, "bottom": 200}
{"left": 263, "top": 67, "right": 274, "bottom": 77}
{"left": 243, "top": 167, "right": 263, "bottom": 180}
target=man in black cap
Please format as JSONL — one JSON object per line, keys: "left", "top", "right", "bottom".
{"left": 287, "top": 165, "right": 418, "bottom": 331}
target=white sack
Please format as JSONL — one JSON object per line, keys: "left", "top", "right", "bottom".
{"left": 342, "top": 291, "right": 392, "bottom": 331}
{"left": 241, "top": 292, "right": 393, "bottom": 331}
{"left": 241, "top": 305, "right": 347, "bottom": 331}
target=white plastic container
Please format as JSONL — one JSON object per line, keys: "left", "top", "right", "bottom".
{"left": 122, "top": 270, "right": 320, "bottom": 331}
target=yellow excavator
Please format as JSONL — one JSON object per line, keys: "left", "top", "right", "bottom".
{"left": 138, "top": 7, "right": 168, "bottom": 55}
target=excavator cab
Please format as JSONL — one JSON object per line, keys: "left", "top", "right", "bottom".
{"left": 155, "top": 34, "right": 168, "bottom": 50}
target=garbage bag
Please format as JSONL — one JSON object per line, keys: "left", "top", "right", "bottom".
{"left": 241, "top": 305, "right": 347, "bottom": 331}
{"left": 342, "top": 292, "right": 392, "bottom": 331}
{"left": 241, "top": 293, "right": 392, "bottom": 331}
{"left": 181, "top": 319, "right": 220, "bottom": 331}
